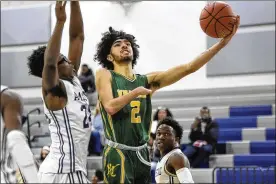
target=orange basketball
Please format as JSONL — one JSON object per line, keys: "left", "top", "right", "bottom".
{"left": 200, "top": 1, "right": 236, "bottom": 38}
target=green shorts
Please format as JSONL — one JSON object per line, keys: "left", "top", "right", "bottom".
{"left": 103, "top": 145, "right": 151, "bottom": 184}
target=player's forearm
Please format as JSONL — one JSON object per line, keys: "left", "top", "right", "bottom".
{"left": 151, "top": 41, "right": 225, "bottom": 88}
{"left": 69, "top": 1, "right": 84, "bottom": 39}
{"left": 104, "top": 90, "right": 139, "bottom": 115}
{"left": 44, "top": 21, "right": 65, "bottom": 65}
{"left": 187, "top": 40, "right": 225, "bottom": 73}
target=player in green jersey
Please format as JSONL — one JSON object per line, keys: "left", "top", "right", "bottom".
{"left": 94, "top": 19, "right": 239, "bottom": 184}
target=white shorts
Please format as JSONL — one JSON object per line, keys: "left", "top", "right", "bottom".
{"left": 38, "top": 171, "right": 90, "bottom": 183}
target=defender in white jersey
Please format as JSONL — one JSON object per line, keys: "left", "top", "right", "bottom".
{"left": 1, "top": 86, "right": 39, "bottom": 183}
{"left": 155, "top": 118, "right": 194, "bottom": 183}
{"left": 27, "top": 1, "right": 91, "bottom": 183}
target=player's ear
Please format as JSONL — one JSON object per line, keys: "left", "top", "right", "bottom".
{"left": 175, "top": 137, "right": 180, "bottom": 143}
{"left": 107, "top": 54, "right": 113, "bottom": 62}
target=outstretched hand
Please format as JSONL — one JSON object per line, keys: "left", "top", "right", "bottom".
{"left": 55, "top": 1, "right": 67, "bottom": 22}
{"left": 220, "top": 15, "right": 240, "bottom": 46}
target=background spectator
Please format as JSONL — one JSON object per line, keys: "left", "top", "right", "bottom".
{"left": 78, "top": 64, "right": 96, "bottom": 106}
{"left": 88, "top": 102, "right": 104, "bottom": 156}
{"left": 183, "top": 106, "right": 219, "bottom": 168}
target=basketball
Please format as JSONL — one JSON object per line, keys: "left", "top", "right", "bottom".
{"left": 200, "top": 1, "right": 236, "bottom": 38}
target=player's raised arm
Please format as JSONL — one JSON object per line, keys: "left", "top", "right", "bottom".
{"left": 147, "top": 15, "right": 240, "bottom": 93}
{"left": 68, "top": 1, "right": 84, "bottom": 72}
{"left": 168, "top": 153, "right": 194, "bottom": 183}
{"left": 96, "top": 68, "right": 151, "bottom": 115}
{"left": 42, "top": 1, "right": 67, "bottom": 110}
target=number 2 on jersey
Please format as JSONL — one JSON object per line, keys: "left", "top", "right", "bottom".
{"left": 130, "top": 101, "right": 141, "bottom": 123}
{"left": 81, "top": 104, "right": 91, "bottom": 128}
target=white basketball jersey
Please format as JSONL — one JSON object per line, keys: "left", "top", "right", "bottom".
{"left": 155, "top": 149, "right": 190, "bottom": 184}
{"left": 39, "top": 76, "right": 92, "bottom": 175}
{"left": 0, "top": 85, "right": 17, "bottom": 184}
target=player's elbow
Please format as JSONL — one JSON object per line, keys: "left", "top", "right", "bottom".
{"left": 70, "top": 33, "right": 85, "bottom": 42}
{"left": 105, "top": 106, "right": 117, "bottom": 116}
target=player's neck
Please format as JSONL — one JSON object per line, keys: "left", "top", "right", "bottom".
{"left": 113, "top": 62, "right": 134, "bottom": 79}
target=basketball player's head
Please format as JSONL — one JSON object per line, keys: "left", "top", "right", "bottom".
{"left": 27, "top": 46, "right": 75, "bottom": 79}
{"left": 156, "top": 117, "right": 183, "bottom": 153}
{"left": 94, "top": 26, "right": 140, "bottom": 70}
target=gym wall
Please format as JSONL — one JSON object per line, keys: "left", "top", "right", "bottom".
{"left": 1, "top": 1, "right": 275, "bottom": 98}
{"left": 206, "top": 1, "right": 275, "bottom": 77}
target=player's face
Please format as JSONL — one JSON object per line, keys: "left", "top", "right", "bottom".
{"left": 156, "top": 124, "right": 176, "bottom": 153}
{"left": 109, "top": 39, "right": 133, "bottom": 63}
{"left": 57, "top": 54, "right": 75, "bottom": 79}
{"left": 200, "top": 109, "right": 210, "bottom": 119}
{"left": 158, "top": 109, "right": 168, "bottom": 121}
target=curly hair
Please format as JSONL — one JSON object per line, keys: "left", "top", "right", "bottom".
{"left": 27, "top": 46, "right": 46, "bottom": 78}
{"left": 153, "top": 106, "right": 173, "bottom": 121}
{"left": 94, "top": 27, "right": 140, "bottom": 70}
{"left": 156, "top": 117, "right": 183, "bottom": 141}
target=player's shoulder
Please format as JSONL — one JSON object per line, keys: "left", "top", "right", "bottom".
{"left": 1, "top": 87, "right": 22, "bottom": 105}
{"left": 169, "top": 149, "right": 185, "bottom": 161}
{"left": 96, "top": 68, "right": 111, "bottom": 75}
{"left": 96, "top": 68, "right": 112, "bottom": 80}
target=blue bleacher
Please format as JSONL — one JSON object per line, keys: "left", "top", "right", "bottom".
{"left": 218, "top": 128, "right": 242, "bottom": 141}
{"left": 250, "top": 141, "right": 276, "bottom": 154}
{"left": 230, "top": 105, "right": 273, "bottom": 117}
{"left": 215, "top": 116, "right": 257, "bottom": 129}
{"left": 216, "top": 167, "right": 275, "bottom": 184}
{"left": 234, "top": 154, "right": 276, "bottom": 167}
{"left": 266, "top": 128, "right": 276, "bottom": 140}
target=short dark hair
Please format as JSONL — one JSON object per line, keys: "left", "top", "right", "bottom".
{"left": 201, "top": 106, "right": 210, "bottom": 112}
{"left": 153, "top": 106, "right": 173, "bottom": 121}
{"left": 94, "top": 27, "right": 140, "bottom": 70}
{"left": 156, "top": 117, "right": 183, "bottom": 141}
{"left": 27, "top": 46, "right": 46, "bottom": 78}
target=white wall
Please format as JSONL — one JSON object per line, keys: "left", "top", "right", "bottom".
{"left": 12, "top": 1, "right": 275, "bottom": 98}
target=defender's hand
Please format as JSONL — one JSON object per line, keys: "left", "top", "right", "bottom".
{"left": 55, "top": 1, "right": 67, "bottom": 22}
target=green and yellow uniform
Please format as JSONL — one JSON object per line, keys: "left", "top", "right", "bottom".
{"left": 99, "top": 71, "right": 152, "bottom": 184}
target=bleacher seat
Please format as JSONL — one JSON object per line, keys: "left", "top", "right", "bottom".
{"left": 216, "top": 167, "right": 264, "bottom": 184}
{"left": 250, "top": 141, "right": 276, "bottom": 154}
{"left": 230, "top": 105, "right": 273, "bottom": 117}
{"left": 266, "top": 128, "right": 276, "bottom": 140}
{"left": 234, "top": 154, "right": 276, "bottom": 167}
{"left": 215, "top": 116, "right": 257, "bottom": 129}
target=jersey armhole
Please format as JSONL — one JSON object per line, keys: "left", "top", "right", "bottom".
{"left": 42, "top": 79, "right": 69, "bottom": 109}
{"left": 164, "top": 159, "right": 177, "bottom": 177}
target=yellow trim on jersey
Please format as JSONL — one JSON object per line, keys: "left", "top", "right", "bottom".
{"left": 103, "top": 146, "right": 112, "bottom": 184}
{"left": 99, "top": 103, "right": 111, "bottom": 140}
{"left": 115, "top": 149, "right": 126, "bottom": 183}
{"left": 164, "top": 164, "right": 177, "bottom": 177}
{"left": 107, "top": 114, "right": 117, "bottom": 142}
{"left": 112, "top": 71, "right": 137, "bottom": 82}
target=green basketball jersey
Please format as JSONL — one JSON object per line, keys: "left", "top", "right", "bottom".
{"left": 99, "top": 71, "right": 152, "bottom": 146}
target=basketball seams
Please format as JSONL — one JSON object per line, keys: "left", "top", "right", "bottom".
{"left": 203, "top": 4, "right": 229, "bottom": 33}
{"left": 216, "top": 15, "right": 236, "bottom": 32}
{"left": 200, "top": 2, "right": 215, "bottom": 20}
